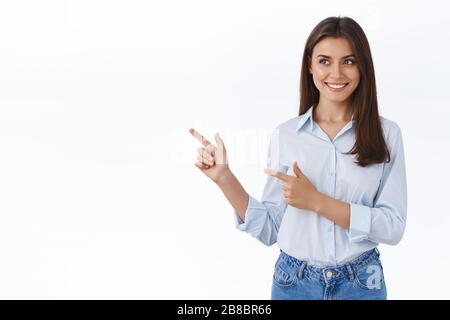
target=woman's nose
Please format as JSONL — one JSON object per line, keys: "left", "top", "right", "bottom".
{"left": 330, "top": 64, "right": 343, "bottom": 77}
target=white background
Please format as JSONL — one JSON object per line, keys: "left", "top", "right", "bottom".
{"left": 0, "top": 0, "right": 448, "bottom": 299}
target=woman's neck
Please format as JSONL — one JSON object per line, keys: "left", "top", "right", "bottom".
{"left": 313, "top": 99, "right": 353, "bottom": 123}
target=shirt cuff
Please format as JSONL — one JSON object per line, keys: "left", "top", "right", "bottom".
{"left": 233, "top": 194, "right": 264, "bottom": 232}
{"left": 348, "top": 203, "right": 372, "bottom": 242}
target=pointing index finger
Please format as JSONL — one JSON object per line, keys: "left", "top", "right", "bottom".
{"left": 264, "top": 168, "right": 292, "bottom": 182}
{"left": 189, "top": 128, "right": 213, "bottom": 147}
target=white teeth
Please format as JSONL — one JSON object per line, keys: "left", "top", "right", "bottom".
{"left": 326, "top": 82, "right": 347, "bottom": 89}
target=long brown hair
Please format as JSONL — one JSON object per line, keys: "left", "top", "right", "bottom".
{"left": 299, "top": 16, "right": 390, "bottom": 167}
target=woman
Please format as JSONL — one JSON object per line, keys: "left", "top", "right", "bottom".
{"left": 189, "top": 16, "right": 407, "bottom": 300}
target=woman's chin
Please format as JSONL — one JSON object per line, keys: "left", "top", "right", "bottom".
{"left": 323, "top": 94, "right": 351, "bottom": 103}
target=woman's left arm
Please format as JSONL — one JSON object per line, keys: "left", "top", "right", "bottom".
{"left": 314, "top": 193, "right": 351, "bottom": 229}
{"left": 266, "top": 123, "right": 407, "bottom": 246}
{"left": 315, "top": 124, "right": 407, "bottom": 245}
{"left": 265, "top": 165, "right": 351, "bottom": 229}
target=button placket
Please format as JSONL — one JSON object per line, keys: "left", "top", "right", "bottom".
{"left": 328, "top": 144, "right": 337, "bottom": 263}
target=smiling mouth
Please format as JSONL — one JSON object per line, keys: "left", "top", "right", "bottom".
{"left": 325, "top": 82, "right": 349, "bottom": 89}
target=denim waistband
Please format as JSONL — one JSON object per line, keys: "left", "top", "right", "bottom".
{"left": 278, "top": 248, "right": 381, "bottom": 282}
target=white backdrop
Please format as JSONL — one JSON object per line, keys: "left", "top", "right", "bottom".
{"left": 0, "top": 0, "right": 448, "bottom": 299}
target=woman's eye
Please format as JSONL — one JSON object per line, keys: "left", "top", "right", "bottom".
{"left": 319, "top": 59, "right": 355, "bottom": 65}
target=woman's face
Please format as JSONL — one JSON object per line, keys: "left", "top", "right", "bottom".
{"left": 309, "top": 37, "right": 360, "bottom": 104}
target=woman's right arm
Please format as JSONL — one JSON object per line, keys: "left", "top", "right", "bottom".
{"left": 215, "top": 169, "right": 249, "bottom": 222}
{"left": 189, "top": 128, "right": 287, "bottom": 246}
{"left": 189, "top": 128, "right": 249, "bottom": 221}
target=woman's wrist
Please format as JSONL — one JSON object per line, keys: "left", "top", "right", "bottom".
{"left": 215, "top": 167, "right": 234, "bottom": 187}
{"left": 311, "top": 190, "right": 325, "bottom": 213}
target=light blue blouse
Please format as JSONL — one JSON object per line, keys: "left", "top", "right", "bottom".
{"left": 234, "top": 106, "right": 407, "bottom": 267}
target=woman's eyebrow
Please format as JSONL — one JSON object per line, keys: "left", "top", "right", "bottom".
{"left": 316, "top": 54, "right": 355, "bottom": 59}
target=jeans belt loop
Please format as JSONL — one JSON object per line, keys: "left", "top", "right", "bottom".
{"left": 346, "top": 263, "right": 355, "bottom": 281}
{"left": 297, "top": 261, "right": 307, "bottom": 280}
{"left": 374, "top": 247, "right": 380, "bottom": 257}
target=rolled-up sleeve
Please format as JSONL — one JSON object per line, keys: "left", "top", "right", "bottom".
{"left": 348, "top": 124, "right": 407, "bottom": 245}
{"left": 233, "top": 128, "right": 288, "bottom": 246}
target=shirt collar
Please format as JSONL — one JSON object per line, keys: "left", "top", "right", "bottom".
{"left": 296, "top": 105, "right": 356, "bottom": 133}
{"left": 296, "top": 106, "right": 314, "bottom": 132}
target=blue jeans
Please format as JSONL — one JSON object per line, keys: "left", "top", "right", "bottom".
{"left": 271, "top": 248, "right": 387, "bottom": 300}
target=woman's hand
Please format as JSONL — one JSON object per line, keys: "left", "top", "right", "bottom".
{"left": 264, "top": 161, "right": 320, "bottom": 212}
{"left": 189, "top": 128, "right": 230, "bottom": 184}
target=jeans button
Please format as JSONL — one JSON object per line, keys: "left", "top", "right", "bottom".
{"left": 326, "top": 271, "right": 333, "bottom": 278}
